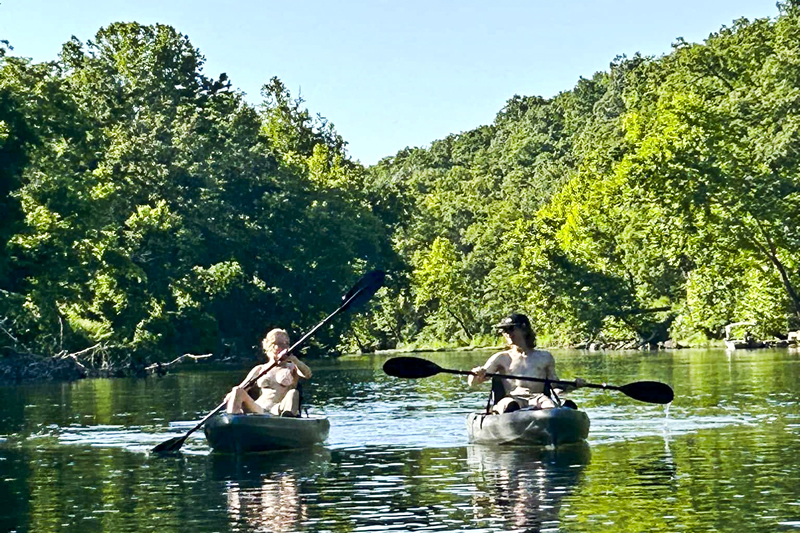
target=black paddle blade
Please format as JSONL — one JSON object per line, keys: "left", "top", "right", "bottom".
{"left": 341, "top": 270, "right": 386, "bottom": 310}
{"left": 618, "top": 381, "right": 675, "bottom": 404}
{"left": 383, "top": 356, "right": 443, "bottom": 379}
{"left": 151, "top": 435, "right": 186, "bottom": 453}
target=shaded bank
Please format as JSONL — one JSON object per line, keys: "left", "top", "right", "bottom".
{"left": 0, "top": 352, "right": 87, "bottom": 384}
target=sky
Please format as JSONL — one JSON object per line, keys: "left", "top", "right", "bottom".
{"left": 0, "top": 0, "right": 781, "bottom": 165}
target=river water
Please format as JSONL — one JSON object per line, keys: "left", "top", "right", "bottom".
{"left": 1, "top": 347, "right": 799, "bottom": 532}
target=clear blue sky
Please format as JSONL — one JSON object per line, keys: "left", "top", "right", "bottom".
{"left": 1, "top": 0, "right": 780, "bottom": 165}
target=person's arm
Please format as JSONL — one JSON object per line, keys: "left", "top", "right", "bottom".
{"left": 224, "top": 364, "right": 264, "bottom": 403}
{"left": 238, "top": 364, "right": 264, "bottom": 387}
{"left": 468, "top": 352, "right": 509, "bottom": 386}
{"left": 288, "top": 355, "right": 312, "bottom": 379}
{"left": 545, "top": 352, "right": 585, "bottom": 393}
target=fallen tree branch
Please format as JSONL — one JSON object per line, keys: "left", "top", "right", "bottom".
{"left": 0, "top": 317, "right": 30, "bottom": 352}
{"left": 60, "top": 343, "right": 102, "bottom": 359}
{"left": 59, "top": 353, "right": 89, "bottom": 372}
{"left": 145, "top": 353, "right": 212, "bottom": 374}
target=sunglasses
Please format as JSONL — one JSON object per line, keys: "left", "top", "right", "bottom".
{"left": 499, "top": 326, "right": 516, "bottom": 333}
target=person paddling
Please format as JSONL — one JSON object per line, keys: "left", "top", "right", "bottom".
{"left": 224, "top": 328, "right": 312, "bottom": 417}
{"left": 469, "top": 313, "right": 585, "bottom": 413}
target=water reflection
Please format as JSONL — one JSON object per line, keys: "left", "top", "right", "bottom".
{"left": 211, "top": 449, "right": 331, "bottom": 533}
{"left": 226, "top": 475, "right": 306, "bottom": 533}
{"left": 466, "top": 443, "right": 591, "bottom": 532}
{"left": 627, "top": 447, "right": 677, "bottom": 497}
{"left": 1, "top": 348, "right": 799, "bottom": 533}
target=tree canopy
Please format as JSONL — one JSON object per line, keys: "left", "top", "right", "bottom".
{"left": 0, "top": 23, "right": 392, "bottom": 368}
{"left": 2, "top": 6, "right": 800, "bottom": 368}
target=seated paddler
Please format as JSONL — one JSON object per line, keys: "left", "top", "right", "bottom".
{"left": 224, "top": 328, "right": 312, "bottom": 417}
{"left": 468, "top": 313, "right": 584, "bottom": 413}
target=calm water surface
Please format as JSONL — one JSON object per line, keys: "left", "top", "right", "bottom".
{"left": 1, "top": 348, "right": 799, "bottom": 532}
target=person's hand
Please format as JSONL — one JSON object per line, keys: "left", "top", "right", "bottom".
{"left": 225, "top": 386, "right": 241, "bottom": 402}
{"left": 574, "top": 377, "right": 586, "bottom": 388}
{"left": 276, "top": 349, "right": 290, "bottom": 362}
{"left": 468, "top": 366, "right": 487, "bottom": 386}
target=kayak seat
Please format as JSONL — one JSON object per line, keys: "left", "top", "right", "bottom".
{"left": 296, "top": 382, "right": 304, "bottom": 417}
{"left": 486, "top": 376, "right": 509, "bottom": 414}
{"left": 247, "top": 383, "right": 261, "bottom": 401}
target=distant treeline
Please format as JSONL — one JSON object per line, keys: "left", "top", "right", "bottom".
{"left": 2, "top": 3, "right": 800, "bottom": 368}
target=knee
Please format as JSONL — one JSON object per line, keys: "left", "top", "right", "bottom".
{"left": 492, "top": 397, "right": 521, "bottom": 414}
{"left": 226, "top": 386, "right": 244, "bottom": 400}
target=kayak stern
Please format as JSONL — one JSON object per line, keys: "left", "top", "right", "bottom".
{"left": 204, "top": 413, "right": 330, "bottom": 453}
{"left": 466, "top": 407, "right": 589, "bottom": 447}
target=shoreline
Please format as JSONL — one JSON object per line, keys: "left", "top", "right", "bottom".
{"left": 5, "top": 339, "right": 795, "bottom": 385}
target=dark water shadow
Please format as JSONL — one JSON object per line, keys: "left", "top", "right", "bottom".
{"left": 208, "top": 446, "right": 332, "bottom": 481}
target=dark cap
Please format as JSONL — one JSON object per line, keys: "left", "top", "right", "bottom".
{"left": 493, "top": 313, "right": 531, "bottom": 330}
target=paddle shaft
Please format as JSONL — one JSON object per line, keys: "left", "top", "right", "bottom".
{"left": 438, "top": 367, "right": 616, "bottom": 391}
{"left": 381, "top": 356, "right": 673, "bottom": 404}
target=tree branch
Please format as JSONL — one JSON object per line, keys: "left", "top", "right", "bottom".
{"left": 608, "top": 306, "right": 672, "bottom": 317}
{"left": 144, "top": 353, "right": 212, "bottom": 373}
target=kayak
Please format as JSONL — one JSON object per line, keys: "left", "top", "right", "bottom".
{"left": 203, "top": 413, "right": 330, "bottom": 453}
{"left": 466, "top": 407, "right": 590, "bottom": 446}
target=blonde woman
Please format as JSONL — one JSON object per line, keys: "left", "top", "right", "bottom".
{"left": 225, "top": 328, "right": 312, "bottom": 417}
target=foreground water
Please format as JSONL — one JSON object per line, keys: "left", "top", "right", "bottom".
{"left": 1, "top": 348, "right": 799, "bottom": 532}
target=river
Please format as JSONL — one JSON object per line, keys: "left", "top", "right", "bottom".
{"left": 1, "top": 347, "right": 799, "bottom": 532}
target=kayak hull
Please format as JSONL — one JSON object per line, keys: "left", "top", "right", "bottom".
{"left": 466, "top": 407, "right": 590, "bottom": 447}
{"left": 204, "top": 413, "right": 330, "bottom": 453}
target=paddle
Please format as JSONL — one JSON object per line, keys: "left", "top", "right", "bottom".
{"left": 152, "top": 269, "right": 386, "bottom": 453}
{"left": 382, "top": 356, "right": 674, "bottom": 405}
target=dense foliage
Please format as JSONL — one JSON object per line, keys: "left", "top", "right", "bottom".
{"left": 2, "top": 4, "right": 800, "bottom": 368}
{"left": 0, "top": 23, "right": 392, "bottom": 368}
{"left": 359, "top": 1, "right": 800, "bottom": 348}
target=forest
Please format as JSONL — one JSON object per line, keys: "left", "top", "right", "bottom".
{"left": 1, "top": 2, "right": 799, "bottom": 372}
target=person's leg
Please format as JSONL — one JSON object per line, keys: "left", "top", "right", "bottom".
{"left": 492, "top": 396, "right": 523, "bottom": 414}
{"left": 278, "top": 389, "right": 300, "bottom": 417}
{"left": 226, "top": 387, "right": 266, "bottom": 414}
{"left": 225, "top": 387, "right": 243, "bottom": 414}
{"left": 531, "top": 394, "right": 556, "bottom": 409}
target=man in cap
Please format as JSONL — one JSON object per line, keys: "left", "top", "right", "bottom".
{"left": 468, "top": 313, "right": 584, "bottom": 413}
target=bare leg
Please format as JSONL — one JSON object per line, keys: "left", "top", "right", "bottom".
{"left": 225, "top": 387, "right": 266, "bottom": 414}
{"left": 493, "top": 396, "right": 530, "bottom": 414}
{"left": 278, "top": 389, "right": 300, "bottom": 416}
{"left": 530, "top": 394, "right": 556, "bottom": 409}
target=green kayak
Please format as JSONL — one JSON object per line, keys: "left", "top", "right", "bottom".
{"left": 466, "top": 407, "right": 590, "bottom": 447}
{"left": 204, "top": 413, "right": 330, "bottom": 453}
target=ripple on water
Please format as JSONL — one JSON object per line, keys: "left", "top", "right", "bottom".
{"left": 42, "top": 402, "right": 784, "bottom": 455}
{"left": 55, "top": 422, "right": 209, "bottom": 454}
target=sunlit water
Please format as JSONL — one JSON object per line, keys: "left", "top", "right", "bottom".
{"left": 1, "top": 348, "right": 799, "bottom": 532}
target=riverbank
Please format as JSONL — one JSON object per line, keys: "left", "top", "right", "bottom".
{"left": 5, "top": 336, "right": 794, "bottom": 385}
{"left": 365, "top": 338, "right": 687, "bottom": 356}
{"left": 0, "top": 352, "right": 87, "bottom": 385}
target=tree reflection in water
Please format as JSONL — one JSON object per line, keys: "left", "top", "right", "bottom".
{"left": 466, "top": 443, "right": 591, "bottom": 532}
{"left": 210, "top": 448, "right": 331, "bottom": 532}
